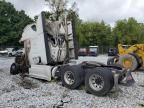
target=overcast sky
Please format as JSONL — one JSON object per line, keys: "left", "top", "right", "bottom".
{"left": 6, "top": 0, "right": 144, "bottom": 26}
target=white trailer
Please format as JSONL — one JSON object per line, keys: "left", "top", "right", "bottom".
{"left": 10, "top": 12, "right": 133, "bottom": 96}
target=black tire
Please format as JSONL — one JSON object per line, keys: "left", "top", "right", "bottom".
{"left": 10, "top": 63, "right": 19, "bottom": 75}
{"left": 137, "top": 58, "right": 143, "bottom": 69}
{"left": 85, "top": 67, "right": 114, "bottom": 96}
{"left": 107, "top": 56, "right": 119, "bottom": 65}
{"left": 61, "top": 65, "right": 84, "bottom": 89}
{"left": 118, "top": 54, "right": 138, "bottom": 71}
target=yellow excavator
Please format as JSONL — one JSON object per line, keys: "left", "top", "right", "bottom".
{"left": 107, "top": 43, "right": 144, "bottom": 71}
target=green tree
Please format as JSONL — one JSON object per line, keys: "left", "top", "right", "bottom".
{"left": 112, "top": 17, "right": 143, "bottom": 45}
{"left": 77, "top": 21, "right": 111, "bottom": 47}
{"left": 45, "top": 0, "right": 78, "bottom": 21}
{"left": 0, "top": 1, "right": 33, "bottom": 46}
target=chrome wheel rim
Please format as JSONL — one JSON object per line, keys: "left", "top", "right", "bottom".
{"left": 89, "top": 74, "right": 104, "bottom": 91}
{"left": 64, "top": 71, "right": 75, "bottom": 85}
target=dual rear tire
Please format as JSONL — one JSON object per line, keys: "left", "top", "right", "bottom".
{"left": 85, "top": 67, "right": 114, "bottom": 96}
{"left": 61, "top": 65, "right": 84, "bottom": 89}
{"left": 61, "top": 65, "right": 114, "bottom": 96}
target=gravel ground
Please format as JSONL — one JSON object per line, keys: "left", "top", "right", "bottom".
{"left": 0, "top": 55, "right": 144, "bottom": 108}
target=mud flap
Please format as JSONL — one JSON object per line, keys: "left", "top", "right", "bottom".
{"left": 122, "top": 69, "right": 135, "bottom": 86}
{"left": 111, "top": 69, "right": 135, "bottom": 94}
{"left": 113, "top": 72, "right": 122, "bottom": 92}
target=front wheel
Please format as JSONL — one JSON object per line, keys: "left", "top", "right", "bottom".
{"left": 85, "top": 67, "right": 114, "bottom": 96}
{"left": 10, "top": 63, "right": 19, "bottom": 75}
{"left": 8, "top": 53, "right": 12, "bottom": 57}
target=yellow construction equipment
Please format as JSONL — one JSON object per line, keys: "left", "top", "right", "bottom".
{"left": 107, "top": 43, "right": 144, "bottom": 71}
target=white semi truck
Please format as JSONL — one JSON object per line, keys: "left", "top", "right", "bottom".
{"left": 10, "top": 12, "right": 132, "bottom": 96}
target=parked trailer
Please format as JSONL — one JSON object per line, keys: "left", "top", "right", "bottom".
{"left": 10, "top": 12, "right": 132, "bottom": 96}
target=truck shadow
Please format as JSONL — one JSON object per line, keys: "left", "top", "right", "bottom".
{"left": 13, "top": 76, "right": 39, "bottom": 89}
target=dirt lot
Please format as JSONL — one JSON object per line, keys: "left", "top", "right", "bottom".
{"left": 0, "top": 55, "right": 144, "bottom": 108}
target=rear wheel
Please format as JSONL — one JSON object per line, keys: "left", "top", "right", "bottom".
{"left": 61, "top": 65, "right": 84, "bottom": 89}
{"left": 85, "top": 67, "right": 114, "bottom": 96}
{"left": 118, "top": 54, "right": 138, "bottom": 71}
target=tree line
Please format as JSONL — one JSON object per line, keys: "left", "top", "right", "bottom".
{"left": 0, "top": 0, "right": 144, "bottom": 48}
{"left": 0, "top": 0, "right": 33, "bottom": 47}
{"left": 77, "top": 18, "right": 144, "bottom": 48}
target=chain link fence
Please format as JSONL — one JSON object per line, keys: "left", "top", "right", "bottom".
{"left": 98, "top": 46, "right": 112, "bottom": 54}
